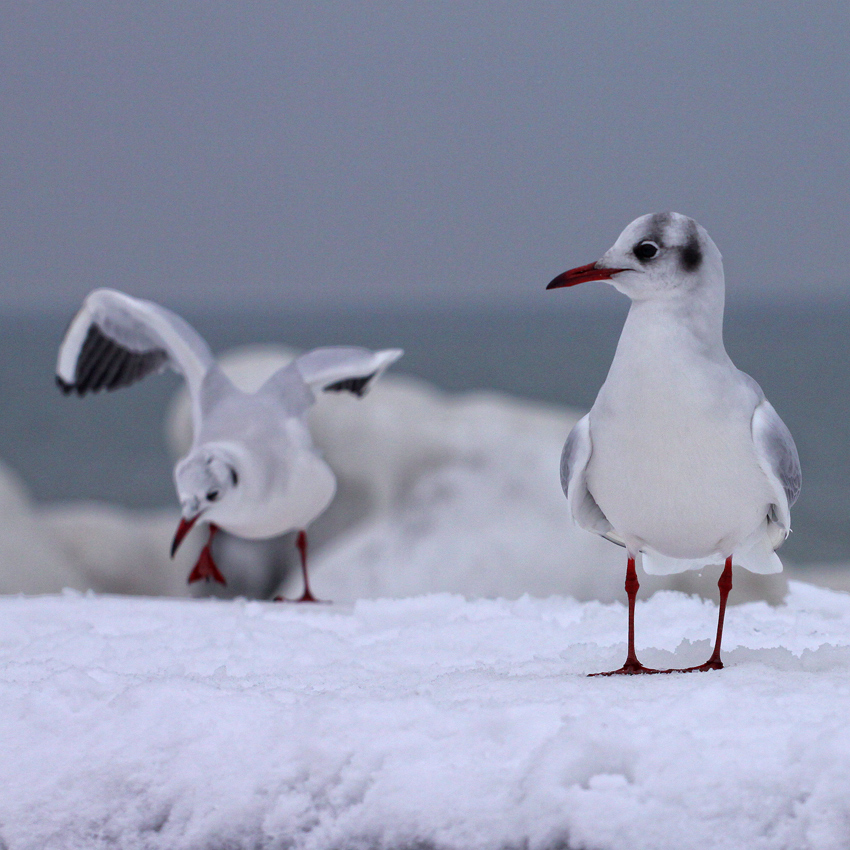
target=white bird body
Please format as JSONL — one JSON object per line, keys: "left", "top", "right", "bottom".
{"left": 550, "top": 212, "right": 800, "bottom": 673}
{"left": 586, "top": 299, "right": 778, "bottom": 572}
{"left": 184, "top": 385, "right": 337, "bottom": 540}
{"left": 57, "top": 288, "right": 401, "bottom": 591}
{"left": 554, "top": 213, "right": 800, "bottom": 577}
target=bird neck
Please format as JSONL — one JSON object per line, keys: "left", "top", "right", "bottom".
{"left": 619, "top": 281, "right": 728, "bottom": 364}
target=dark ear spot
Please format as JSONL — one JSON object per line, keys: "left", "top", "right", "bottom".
{"left": 229, "top": 467, "right": 238, "bottom": 486}
{"left": 680, "top": 238, "right": 702, "bottom": 272}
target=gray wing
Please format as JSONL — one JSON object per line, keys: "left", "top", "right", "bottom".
{"left": 294, "top": 347, "right": 403, "bottom": 396}
{"left": 255, "top": 360, "right": 316, "bottom": 418}
{"left": 560, "top": 417, "right": 587, "bottom": 497}
{"left": 57, "top": 289, "right": 214, "bottom": 400}
{"left": 260, "top": 346, "right": 403, "bottom": 414}
{"left": 561, "top": 413, "right": 623, "bottom": 545}
{"left": 57, "top": 289, "right": 219, "bottom": 440}
{"left": 752, "top": 399, "right": 801, "bottom": 534}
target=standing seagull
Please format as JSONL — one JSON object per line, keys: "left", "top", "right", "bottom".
{"left": 56, "top": 289, "right": 402, "bottom": 600}
{"left": 548, "top": 213, "right": 800, "bottom": 674}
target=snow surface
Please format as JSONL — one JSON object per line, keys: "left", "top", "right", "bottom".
{"left": 2, "top": 582, "right": 850, "bottom": 850}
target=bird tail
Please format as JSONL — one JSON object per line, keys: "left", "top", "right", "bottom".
{"left": 640, "top": 520, "right": 783, "bottom": 577}
{"left": 640, "top": 550, "right": 723, "bottom": 576}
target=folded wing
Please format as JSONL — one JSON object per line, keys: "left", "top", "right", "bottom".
{"left": 561, "top": 413, "right": 624, "bottom": 547}
{"left": 751, "top": 398, "right": 802, "bottom": 541}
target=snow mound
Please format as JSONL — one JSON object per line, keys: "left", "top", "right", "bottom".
{"left": 0, "top": 582, "right": 848, "bottom": 850}
{"left": 0, "top": 345, "right": 812, "bottom": 602}
{"left": 0, "top": 459, "right": 83, "bottom": 594}
{"left": 167, "top": 346, "right": 789, "bottom": 604}
{"left": 37, "top": 502, "right": 193, "bottom": 597}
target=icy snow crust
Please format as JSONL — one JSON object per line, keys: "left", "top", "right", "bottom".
{"left": 2, "top": 584, "right": 850, "bottom": 850}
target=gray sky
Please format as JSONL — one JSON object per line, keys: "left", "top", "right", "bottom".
{"left": 2, "top": 2, "right": 849, "bottom": 312}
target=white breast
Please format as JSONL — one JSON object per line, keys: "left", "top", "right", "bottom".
{"left": 232, "top": 461, "right": 336, "bottom": 539}
{"left": 203, "top": 398, "right": 337, "bottom": 539}
{"left": 586, "top": 328, "right": 774, "bottom": 560}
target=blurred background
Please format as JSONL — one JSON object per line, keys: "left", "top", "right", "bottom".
{"left": 1, "top": 2, "right": 849, "bottom": 592}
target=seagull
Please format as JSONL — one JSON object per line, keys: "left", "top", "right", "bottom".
{"left": 548, "top": 213, "right": 801, "bottom": 674}
{"left": 56, "top": 288, "right": 402, "bottom": 601}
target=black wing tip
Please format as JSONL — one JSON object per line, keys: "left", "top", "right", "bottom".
{"left": 323, "top": 372, "right": 377, "bottom": 398}
{"left": 63, "top": 323, "right": 169, "bottom": 396}
{"left": 56, "top": 373, "right": 105, "bottom": 396}
{"left": 56, "top": 375, "right": 77, "bottom": 395}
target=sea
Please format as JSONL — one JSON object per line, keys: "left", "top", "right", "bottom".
{"left": 1, "top": 302, "right": 847, "bottom": 566}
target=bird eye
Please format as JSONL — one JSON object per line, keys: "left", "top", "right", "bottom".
{"left": 207, "top": 489, "right": 220, "bottom": 502}
{"left": 229, "top": 467, "right": 238, "bottom": 486}
{"left": 634, "top": 241, "right": 659, "bottom": 260}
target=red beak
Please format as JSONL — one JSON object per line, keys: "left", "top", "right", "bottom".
{"left": 546, "top": 262, "right": 628, "bottom": 290}
{"left": 171, "top": 514, "right": 200, "bottom": 557}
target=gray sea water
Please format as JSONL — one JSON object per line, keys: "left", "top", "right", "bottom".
{"left": 0, "top": 303, "right": 847, "bottom": 565}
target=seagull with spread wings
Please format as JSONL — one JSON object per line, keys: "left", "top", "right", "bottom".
{"left": 57, "top": 289, "right": 402, "bottom": 601}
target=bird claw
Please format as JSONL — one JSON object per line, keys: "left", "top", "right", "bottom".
{"left": 271, "top": 530, "right": 329, "bottom": 603}
{"left": 667, "top": 659, "right": 724, "bottom": 674}
{"left": 589, "top": 662, "right": 671, "bottom": 677}
{"left": 273, "top": 592, "right": 330, "bottom": 604}
{"left": 187, "top": 545, "right": 227, "bottom": 585}
{"left": 590, "top": 656, "right": 725, "bottom": 676}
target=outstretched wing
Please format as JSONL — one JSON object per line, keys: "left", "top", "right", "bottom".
{"left": 56, "top": 289, "right": 215, "bottom": 404}
{"left": 259, "top": 346, "right": 403, "bottom": 414}
{"left": 752, "top": 398, "right": 802, "bottom": 537}
{"left": 295, "top": 347, "right": 403, "bottom": 396}
{"left": 561, "top": 413, "right": 624, "bottom": 546}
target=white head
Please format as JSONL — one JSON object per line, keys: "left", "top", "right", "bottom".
{"left": 547, "top": 212, "right": 723, "bottom": 302}
{"left": 171, "top": 443, "right": 243, "bottom": 556}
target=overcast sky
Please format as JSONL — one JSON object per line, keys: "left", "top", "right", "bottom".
{"left": 2, "top": 2, "right": 848, "bottom": 312}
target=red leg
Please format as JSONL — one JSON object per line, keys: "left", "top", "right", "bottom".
{"left": 591, "top": 556, "right": 664, "bottom": 676}
{"left": 672, "top": 556, "right": 733, "bottom": 673}
{"left": 293, "top": 530, "right": 321, "bottom": 603}
{"left": 706, "top": 556, "right": 733, "bottom": 668}
{"left": 187, "top": 524, "right": 227, "bottom": 585}
{"left": 274, "top": 530, "right": 329, "bottom": 603}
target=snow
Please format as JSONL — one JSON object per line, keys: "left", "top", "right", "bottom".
{"left": 2, "top": 582, "right": 850, "bottom": 850}
{"left": 4, "top": 346, "right": 850, "bottom": 847}
{"left": 0, "top": 461, "right": 84, "bottom": 594}
{"left": 165, "top": 345, "right": 630, "bottom": 601}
